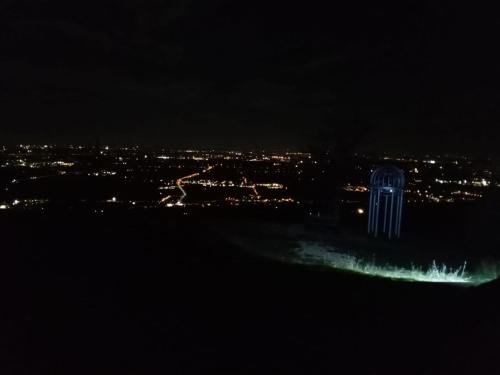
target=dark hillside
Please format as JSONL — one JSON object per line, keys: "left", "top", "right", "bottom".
{"left": 0, "top": 211, "right": 497, "bottom": 374}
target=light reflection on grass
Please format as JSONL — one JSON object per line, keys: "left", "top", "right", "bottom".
{"left": 295, "top": 242, "right": 497, "bottom": 285}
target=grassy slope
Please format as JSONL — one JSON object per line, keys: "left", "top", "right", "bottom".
{"left": 0, "top": 211, "right": 498, "bottom": 374}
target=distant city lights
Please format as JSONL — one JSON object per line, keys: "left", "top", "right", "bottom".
{"left": 0, "top": 146, "right": 496, "bottom": 211}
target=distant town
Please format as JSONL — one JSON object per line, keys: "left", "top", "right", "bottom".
{"left": 0, "top": 145, "right": 497, "bottom": 213}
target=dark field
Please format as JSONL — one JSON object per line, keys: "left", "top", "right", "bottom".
{"left": 1, "top": 211, "right": 499, "bottom": 374}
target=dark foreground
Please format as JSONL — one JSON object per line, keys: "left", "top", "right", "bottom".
{"left": 0, "top": 211, "right": 499, "bottom": 374}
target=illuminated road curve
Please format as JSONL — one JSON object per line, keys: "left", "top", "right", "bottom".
{"left": 176, "top": 165, "right": 214, "bottom": 205}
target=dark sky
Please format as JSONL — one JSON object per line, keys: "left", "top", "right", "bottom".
{"left": 1, "top": 1, "right": 499, "bottom": 154}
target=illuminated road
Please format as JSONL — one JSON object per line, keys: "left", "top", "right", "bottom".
{"left": 242, "top": 177, "right": 260, "bottom": 199}
{"left": 175, "top": 165, "right": 214, "bottom": 205}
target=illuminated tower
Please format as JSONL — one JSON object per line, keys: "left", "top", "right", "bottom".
{"left": 368, "top": 166, "right": 405, "bottom": 239}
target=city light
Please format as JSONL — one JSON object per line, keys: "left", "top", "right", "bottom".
{"left": 0, "top": 146, "right": 496, "bottom": 210}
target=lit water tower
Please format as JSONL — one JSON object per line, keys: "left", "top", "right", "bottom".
{"left": 368, "top": 166, "right": 405, "bottom": 239}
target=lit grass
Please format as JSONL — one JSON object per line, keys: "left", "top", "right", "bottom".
{"left": 295, "top": 242, "right": 497, "bottom": 285}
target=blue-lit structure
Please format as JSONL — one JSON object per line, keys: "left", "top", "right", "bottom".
{"left": 368, "top": 166, "right": 405, "bottom": 239}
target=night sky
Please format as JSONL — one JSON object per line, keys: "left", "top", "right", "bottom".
{"left": 1, "top": 1, "right": 499, "bottom": 154}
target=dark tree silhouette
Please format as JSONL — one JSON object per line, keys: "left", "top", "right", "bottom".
{"left": 467, "top": 167, "right": 500, "bottom": 252}
{"left": 307, "top": 104, "right": 373, "bottom": 225}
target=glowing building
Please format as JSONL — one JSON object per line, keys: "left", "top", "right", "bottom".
{"left": 368, "top": 166, "right": 405, "bottom": 239}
